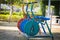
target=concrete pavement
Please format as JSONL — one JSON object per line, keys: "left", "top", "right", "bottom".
{"left": 0, "top": 21, "right": 60, "bottom": 40}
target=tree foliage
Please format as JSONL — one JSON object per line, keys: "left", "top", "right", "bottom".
{"left": 0, "top": 0, "right": 6, "bottom": 4}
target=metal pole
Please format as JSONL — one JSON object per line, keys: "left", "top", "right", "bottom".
{"left": 48, "top": 0, "right": 52, "bottom": 31}
{"left": 48, "top": 2, "right": 54, "bottom": 40}
{"left": 48, "top": 0, "right": 50, "bottom": 17}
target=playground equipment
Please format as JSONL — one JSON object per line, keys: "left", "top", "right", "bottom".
{"left": 17, "top": 0, "right": 54, "bottom": 40}
{"left": 20, "top": 2, "right": 39, "bottom": 36}
{"left": 17, "top": 3, "right": 27, "bottom": 33}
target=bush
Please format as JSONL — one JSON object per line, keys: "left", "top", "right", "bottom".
{"left": 0, "top": 15, "right": 9, "bottom": 21}
{"left": 0, "top": 11, "right": 9, "bottom": 15}
{"left": 0, "top": 11, "right": 24, "bottom": 16}
{"left": 0, "top": 14, "right": 24, "bottom": 22}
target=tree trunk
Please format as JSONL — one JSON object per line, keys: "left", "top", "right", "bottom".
{"left": 10, "top": 6, "right": 13, "bottom": 16}
{"left": 8, "top": 5, "right": 13, "bottom": 23}
{"left": 0, "top": 4, "right": 1, "bottom": 11}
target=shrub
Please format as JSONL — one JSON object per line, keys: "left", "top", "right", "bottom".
{"left": 0, "top": 11, "right": 9, "bottom": 15}
{"left": 0, "top": 14, "right": 24, "bottom": 22}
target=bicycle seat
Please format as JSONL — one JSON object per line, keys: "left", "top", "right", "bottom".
{"left": 35, "top": 16, "right": 50, "bottom": 20}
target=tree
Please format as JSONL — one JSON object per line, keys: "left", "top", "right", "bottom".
{"left": 0, "top": 0, "right": 6, "bottom": 10}
{"left": 5, "top": 0, "right": 23, "bottom": 22}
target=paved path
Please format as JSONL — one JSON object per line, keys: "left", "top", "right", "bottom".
{"left": 0, "top": 21, "right": 60, "bottom": 40}
{"left": 0, "top": 26, "right": 60, "bottom": 40}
